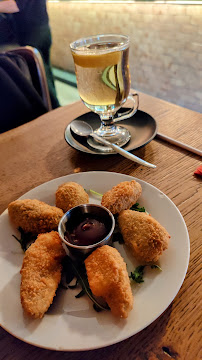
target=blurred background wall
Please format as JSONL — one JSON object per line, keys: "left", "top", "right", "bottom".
{"left": 47, "top": 1, "right": 202, "bottom": 113}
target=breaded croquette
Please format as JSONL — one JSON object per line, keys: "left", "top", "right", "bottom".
{"left": 101, "top": 180, "right": 142, "bottom": 214}
{"left": 20, "top": 231, "right": 66, "bottom": 318}
{"left": 118, "top": 210, "right": 170, "bottom": 263}
{"left": 55, "top": 182, "right": 89, "bottom": 213}
{"left": 85, "top": 245, "right": 133, "bottom": 318}
{"left": 8, "top": 199, "right": 64, "bottom": 234}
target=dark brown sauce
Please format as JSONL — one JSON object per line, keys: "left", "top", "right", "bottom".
{"left": 64, "top": 216, "right": 108, "bottom": 246}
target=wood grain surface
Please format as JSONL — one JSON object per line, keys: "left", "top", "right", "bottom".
{"left": 0, "top": 93, "right": 201, "bottom": 360}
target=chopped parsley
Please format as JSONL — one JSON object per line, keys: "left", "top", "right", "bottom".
{"left": 130, "top": 203, "right": 146, "bottom": 212}
{"left": 130, "top": 265, "right": 145, "bottom": 283}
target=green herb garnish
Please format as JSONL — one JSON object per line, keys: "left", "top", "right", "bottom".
{"left": 130, "top": 264, "right": 162, "bottom": 283}
{"left": 130, "top": 265, "right": 145, "bottom": 283}
{"left": 151, "top": 264, "right": 162, "bottom": 271}
{"left": 130, "top": 203, "right": 146, "bottom": 212}
{"left": 75, "top": 289, "right": 85, "bottom": 298}
{"left": 112, "top": 232, "right": 124, "bottom": 244}
{"left": 89, "top": 189, "right": 103, "bottom": 197}
{"left": 68, "top": 279, "right": 79, "bottom": 289}
{"left": 12, "top": 227, "right": 35, "bottom": 252}
{"left": 93, "top": 303, "right": 104, "bottom": 312}
{"left": 62, "top": 256, "right": 109, "bottom": 312}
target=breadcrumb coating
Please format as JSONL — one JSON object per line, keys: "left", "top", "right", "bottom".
{"left": 118, "top": 210, "right": 170, "bottom": 263}
{"left": 85, "top": 245, "right": 133, "bottom": 318}
{"left": 20, "top": 231, "right": 66, "bottom": 318}
{"left": 8, "top": 199, "right": 64, "bottom": 234}
{"left": 101, "top": 180, "right": 142, "bottom": 214}
{"left": 55, "top": 182, "right": 89, "bottom": 212}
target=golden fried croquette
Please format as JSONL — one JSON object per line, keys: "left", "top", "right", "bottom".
{"left": 8, "top": 199, "right": 64, "bottom": 234}
{"left": 118, "top": 210, "right": 170, "bottom": 263}
{"left": 20, "top": 231, "right": 66, "bottom": 318}
{"left": 85, "top": 245, "right": 133, "bottom": 318}
{"left": 101, "top": 180, "right": 142, "bottom": 214}
{"left": 55, "top": 182, "right": 89, "bottom": 213}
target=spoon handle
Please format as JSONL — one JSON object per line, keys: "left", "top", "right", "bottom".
{"left": 91, "top": 134, "right": 156, "bottom": 169}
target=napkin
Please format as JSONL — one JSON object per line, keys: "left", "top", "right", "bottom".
{"left": 194, "top": 165, "right": 202, "bottom": 177}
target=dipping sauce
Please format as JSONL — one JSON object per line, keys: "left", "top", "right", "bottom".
{"left": 64, "top": 216, "right": 108, "bottom": 246}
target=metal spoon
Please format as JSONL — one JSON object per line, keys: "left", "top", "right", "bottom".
{"left": 70, "top": 120, "right": 156, "bottom": 169}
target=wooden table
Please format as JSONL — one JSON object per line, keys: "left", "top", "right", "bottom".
{"left": 0, "top": 93, "right": 201, "bottom": 360}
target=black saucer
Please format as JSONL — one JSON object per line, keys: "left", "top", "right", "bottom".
{"left": 64, "top": 109, "right": 157, "bottom": 155}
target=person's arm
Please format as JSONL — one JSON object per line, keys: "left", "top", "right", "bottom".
{"left": 0, "top": 0, "right": 19, "bottom": 13}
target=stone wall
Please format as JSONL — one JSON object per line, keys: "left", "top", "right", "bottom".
{"left": 47, "top": 1, "right": 202, "bottom": 112}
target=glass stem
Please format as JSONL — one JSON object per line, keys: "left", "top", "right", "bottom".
{"left": 98, "top": 114, "right": 116, "bottom": 136}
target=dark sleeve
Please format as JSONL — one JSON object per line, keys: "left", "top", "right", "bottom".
{"left": 0, "top": 55, "right": 47, "bottom": 133}
{"left": 14, "top": 0, "right": 29, "bottom": 11}
{"left": 14, "top": 0, "right": 48, "bottom": 24}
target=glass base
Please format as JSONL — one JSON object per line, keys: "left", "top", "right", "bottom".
{"left": 87, "top": 126, "right": 131, "bottom": 153}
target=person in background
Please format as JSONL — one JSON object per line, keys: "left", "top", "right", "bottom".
{"left": 0, "top": 0, "right": 59, "bottom": 109}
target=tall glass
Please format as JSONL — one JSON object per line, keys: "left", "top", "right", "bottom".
{"left": 70, "top": 34, "right": 138, "bottom": 151}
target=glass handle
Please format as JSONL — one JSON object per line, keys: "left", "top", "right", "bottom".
{"left": 113, "top": 93, "right": 139, "bottom": 123}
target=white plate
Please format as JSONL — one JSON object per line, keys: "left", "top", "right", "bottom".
{"left": 0, "top": 171, "right": 190, "bottom": 351}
